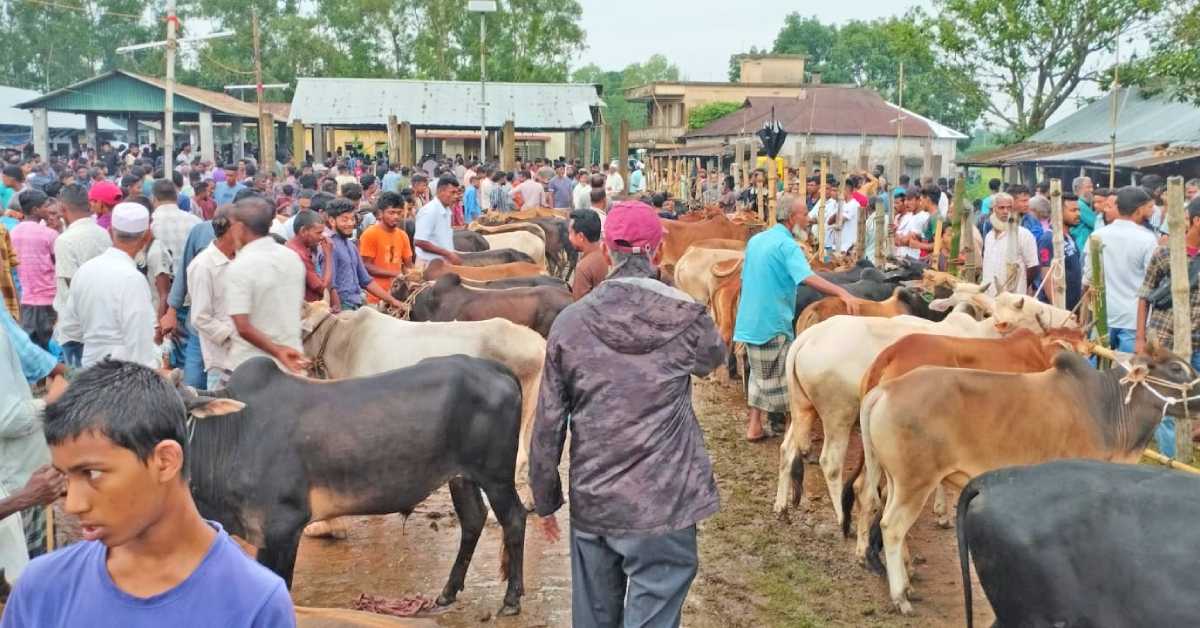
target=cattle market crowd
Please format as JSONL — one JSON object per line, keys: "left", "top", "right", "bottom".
{"left": 1, "top": 141, "right": 1199, "bottom": 627}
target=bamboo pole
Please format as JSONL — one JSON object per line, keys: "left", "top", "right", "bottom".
{"left": 45, "top": 505, "right": 55, "bottom": 551}
{"left": 1050, "top": 179, "right": 1067, "bottom": 308}
{"left": 948, "top": 176, "right": 966, "bottom": 275}
{"left": 694, "top": 157, "right": 702, "bottom": 207}
{"left": 873, "top": 197, "right": 886, "bottom": 267}
{"left": 856, "top": 190, "right": 868, "bottom": 258}
{"left": 1090, "top": 234, "right": 1111, "bottom": 369}
{"left": 1166, "top": 176, "right": 1192, "bottom": 462}
{"left": 817, "top": 158, "right": 828, "bottom": 258}
{"left": 834, "top": 176, "right": 847, "bottom": 253}
{"left": 1004, "top": 208, "right": 1020, "bottom": 292}
{"left": 1144, "top": 449, "right": 1200, "bottom": 474}
{"left": 932, "top": 218, "right": 945, "bottom": 271}
{"left": 767, "top": 157, "right": 777, "bottom": 226}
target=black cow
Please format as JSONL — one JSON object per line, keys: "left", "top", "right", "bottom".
{"left": 461, "top": 275, "right": 571, "bottom": 291}
{"left": 403, "top": 218, "right": 490, "bottom": 252}
{"left": 183, "top": 355, "right": 526, "bottom": 616}
{"left": 792, "top": 259, "right": 928, "bottom": 327}
{"left": 526, "top": 217, "right": 577, "bottom": 279}
{"left": 958, "top": 459, "right": 1200, "bottom": 628}
{"left": 457, "top": 248, "right": 536, "bottom": 267}
{"left": 406, "top": 273, "right": 572, "bottom": 337}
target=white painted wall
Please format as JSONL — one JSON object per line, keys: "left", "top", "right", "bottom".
{"left": 696, "top": 133, "right": 960, "bottom": 179}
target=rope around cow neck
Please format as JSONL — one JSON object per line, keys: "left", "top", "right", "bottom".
{"left": 1119, "top": 364, "right": 1200, "bottom": 442}
{"left": 305, "top": 312, "right": 340, "bottom": 379}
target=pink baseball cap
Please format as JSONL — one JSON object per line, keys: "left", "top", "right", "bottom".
{"left": 87, "top": 181, "right": 123, "bottom": 207}
{"left": 603, "top": 200, "right": 664, "bottom": 254}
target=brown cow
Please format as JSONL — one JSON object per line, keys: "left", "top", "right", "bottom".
{"left": 709, "top": 258, "right": 743, "bottom": 348}
{"left": 858, "top": 347, "right": 1198, "bottom": 615}
{"left": 405, "top": 273, "right": 572, "bottom": 338}
{"left": 795, "top": 288, "right": 921, "bottom": 334}
{"left": 688, "top": 238, "right": 746, "bottom": 251}
{"left": 660, "top": 213, "right": 750, "bottom": 274}
{"left": 422, "top": 258, "right": 544, "bottom": 282}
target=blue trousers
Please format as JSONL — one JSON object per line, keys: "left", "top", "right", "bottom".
{"left": 176, "top": 307, "right": 206, "bottom": 390}
{"left": 1109, "top": 327, "right": 1136, "bottom": 354}
{"left": 60, "top": 341, "right": 83, "bottom": 368}
{"left": 1154, "top": 351, "right": 1200, "bottom": 458}
{"left": 570, "top": 525, "right": 697, "bottom": 628}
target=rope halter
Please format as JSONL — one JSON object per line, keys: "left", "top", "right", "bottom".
{"left": 1119, "top": 360, "right": 1200, "bottom": 426}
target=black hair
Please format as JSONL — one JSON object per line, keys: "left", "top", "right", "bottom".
{"left": 1035, "top": 180, "right": 1050, "bottom": 195}
{"left": 293, "top": 209, "right": 322, "bottom": 232}
{"left": 281, "top": 184, "right": 294, "bottom": 197}
{"left": 244, "top": 163, "right": 257, "bottom": 177}
{"left": 43, "top": 181, "right": 63, "bottom": 199}
{"left": 2, "top": 165, "right": 24, "bottom": 182}
{"left": 1141, "top": 174, "right": 1165, "bottom": 192}
{"left": 326, "top": 197, "right": 357, "bottom": 218}
{"left": 1006, "top": 183, "right": 1030, "bottom": 197}
{"left": 436, "top": 175, "right": 459, "bottom": 190}
{"left": 1116, "top": 185, "right": 1151, "bottom": 216}
{"left": 18, "top": 188, "right": 48, "bottom": 214}
{"left": 232, "top": 187, "right": 260, "bottom": 202}
{"left": 650, "top": 192, "right": 666, "bottom": 208}
{"left": 411, "top": 173, "right": 428, "bottom": 185}
{"left": 309, "top": 191, "right": 336, "bottom": 213}
{"left": 376, "top": 191, "right": 402, "bottom": 210}
{"left": 232, "top": 196, "right": 274, "bottom": 236}
{"left": 359, "top": 174, "right": 376, "bottom": 189}
{"left": 152, "top": 178, "right": 178, "bottom": 202}
{"left": 44, "top": 359, "right": 190, "bottom": 472}
{"left": 1188, "top": 196, "right": 1200, "bottom": 222}
{"left": 341, "top": 182, "right": 363, "bottom": 201}
{"left": 988, "top": 178, "right": 1002, "bottom": 192}
{"left": 569, "top": 209, "right": 602, "bottom": 243}
{"left": 590, "top": 187, "right": 606, "bottom": 204}
{"left": 298, "top": 174, "right": 318, "bottom": 191}
{"left": 898, "top": 174, "right": 910, "bottom": 186}
{"left": 212, "top": 205, "right": 233, "bottom": 238}
{"left": 59, "top": 183, "right": 90, "bottom": 214}
{"left": 120, "top": 174, "right": 141, "bottom": 189}
{"left": 171, "top": 170, "right": 184, "bottom": 188}
{"left": 922, "top": 184, "right": 941, "bottom": 205}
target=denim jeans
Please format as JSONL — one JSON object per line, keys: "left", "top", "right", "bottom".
{"left": 1154, "top": 351, "right": 1200, "bottom": 458}
{"left": 570, "top": 526, "right": 697, "bottom": 628}
{"left": 177, "top": 307, "right": 206, "bottom": 390}
{"left": 60, "top": 341, "right": 83, "bottom": 368}
{"left": 1109, "top": 327, "right": 1136, "bottom": 354}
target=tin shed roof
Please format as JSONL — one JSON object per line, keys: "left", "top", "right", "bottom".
{"left": 288, "top": 77, "right": 602, "bottom": 130}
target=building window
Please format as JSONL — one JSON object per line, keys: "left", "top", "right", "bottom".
{"left": 515, "top": 140, "right": 546, "bottom": 161}
{"left": 418, "top": 138, "right": 443, "bottom": 157}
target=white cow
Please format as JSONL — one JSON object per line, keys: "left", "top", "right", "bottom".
{"left": 482, "top": 231, "right": 547, "bottom": 268}
{"left": 301, "top": 302, "right": 546, "bottom": 507}
{"left": 773, "top": 293, "right": 1076, "bottom": 533}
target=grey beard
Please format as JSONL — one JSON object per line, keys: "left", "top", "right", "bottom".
{"left": 989, "top": 212, "right": 1009, "bottom": 234}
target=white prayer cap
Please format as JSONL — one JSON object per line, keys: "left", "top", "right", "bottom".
{"left": 111, "top": 202, "right": 150, "bottom": 233}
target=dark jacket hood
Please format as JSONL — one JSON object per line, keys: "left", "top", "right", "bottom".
{"left": 580, "top": 277, "right": 707, "bottom": 354}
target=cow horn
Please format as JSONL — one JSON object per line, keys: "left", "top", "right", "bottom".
{"left": 1014, "top": 296, "right": 1024, "bottom": 310}
{"left": 978, "top": 281, "right": 992, "bottom": 294}
{"left": 1035, "top": 312, "right": 1048, "bottom": 332}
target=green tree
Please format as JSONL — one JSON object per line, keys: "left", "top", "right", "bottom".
{"left": 771, "top": 14, "right": 837, "bottom": 81}
{"left": 573, "top": 54, "right": 680, "bottom": 160}
{"left": 726, "top": 45, "right": 760, "bottom": 82}
{"left": 688, "top": 102, "right": 742, "bottom": 130}
{"left": 1119, "top": 1, "right": 1200, "bottom": 104}
{"left": 935, "top": 0, "right": 1162, "bottom": 138}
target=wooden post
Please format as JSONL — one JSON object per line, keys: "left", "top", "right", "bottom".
{"left": 599, "top": 122, "right": 610, "bottom": 168}
{"left": 386, "top": 114, "right": 400, "bottom": 165}
{"left": 767, "top": 157, "right": 777, "bottom": 225}
{"left": 501, "top": 120, "right": 515, "bottom": 171}
{"left": 834, "top": 176, "right": 847, "bottom": 253}
{"left": 398, "top": 121, "right": 413, "bottom": 165}
{"left": 1089, "top": 234, "right": 1111, "bottom": 369}
{"left": 618, "top": 119, "right": 630, "bottom": 194}
{"left": 1049, "top": 179, "right": 1067, "bottom": 308}
{"left": 1004, "top": 208, "right": 1020, "bottom": 292}
{"left": 258, "top": 113, "right": 276, "bottom": 172}
{"left": 1166, "top": 176, "right": 1193, "bottom": 461}
{"left": 583, "top": 126, "right": 593, "bottom": 167}
{"left": 873, "top": 197, "right": 886, "bottom": 267}
{"left": 291, "top": 119, "right": 305, "bottom": 167}
{"left": 948, "top": 176, "right": 966, "bottom": 274}
{"left": 739, "top": 140, "right": 749, "bottom": 190}
{"left": 817, "top": 157, "right": 828, "bottom": 257}
{"left": 856, "top": 191, "right": 868, "bottom": 258}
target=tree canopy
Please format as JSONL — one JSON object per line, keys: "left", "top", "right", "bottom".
{"left": 572, "top": 55, "right": 680, "bottom": 160}
{"left": 1119, "top": 1, "right": 1200, "bottom": 105}
{"left": 688, "top": 102, "right": 742, "bottom": 130}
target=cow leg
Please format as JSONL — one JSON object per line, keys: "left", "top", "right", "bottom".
{"left": 257, "top": 510, "right": 309, "bottom": 589}
{"left": 438, "top": 477, "right": 487, "bottom": 608}
{"left": 879, "top": 481, "right": 935, "bottom": 615}
{"left": 480, "top": 481, "right": 526, "bottom": 616}
{"left": 513, "top": 371, "right": 542, "bottom": 510}
{"left": 931, "top": 483, "right": 951, "bottom": 528}
{"left": 772, "top": 372, "right": 816, "bottom": 518}
{"left": 820, "top": 417, "right": 854, "bottom": 528}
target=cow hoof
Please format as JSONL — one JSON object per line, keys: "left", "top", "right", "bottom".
{"left": 436, "top": 593, "right": 457, "bottom": 607}
{"left": 905, "top": 587, "right": 923, "bottom": 602}
{"left": 894, "top": 599, "right": 914, "bottom": 616}
{"left": 912, "top": 554, "right": 927, "bottom": 565}
{"left": 936, "top": 518, "right": 952, "bottom": 529}
{"left": 497, "top": 603, "right": 521, "bottom": 617}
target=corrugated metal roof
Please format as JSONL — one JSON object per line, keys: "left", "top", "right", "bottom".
{"left": 288, "top": 77, "right": 602, "bottom": 130}
{"left": 958, "top": 140, "right": 1200, "bottom": 169}
{"left": 685, "top": 89, "right": 967, "bottom": 140}
{"left": 655, "top": 144, "right": 732, "bottom": 158}
{"left": 16, "top": 71, "right": 286, "bottom": 120}
{"left": 0, "top": 85, "right": 122, "bottom": 130}
{"left": 1029, "top": 87, "right": 1200, "bottom": 144}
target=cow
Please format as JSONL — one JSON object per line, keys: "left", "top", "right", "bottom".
{"left": 794, "top": 287, "right": 942, "bottom": 334}
{"left": 457, "top": 248, "right": 536, "bottom": 267}
{"left": 957, "top": 460, "right": 1200, "bottom": 628}
{"left": 459, "top": 274, "right": 570, "bottom": 291}
{"left": 422, "top": 258, "right": 544, "bottom": 282}
{"left": 660, "top": 213, "right": 750, "bottom": 274}
{"left": 858, "top": 347, "right": 1200, "bottom": 614}
{"left": 771, "top": 294, "right": 1076, "bottom": 527}
{"left": 481, "top": 231, "right": 546, "bottom": 268}
{"left": 688, "top": 237, "right": 746, "bottom": 251}
{"left": 403, "top": 219, "right": 489, "bottom": 253}
{"left": 792, "top": 260, "right": 926, "bottom": 325}
{"left": 300, "top": 302, "right": 545, "bottom": 511}
{"left": 840, "top": 325, "right": 1090, "bottom": 548}
{"left": 404, "top": 273, "right": 571, "bottom": 338}
{"left": 525, "top": 217, "right": 576, "bottom": 279}
{"left": 709, "top": 257, "right": 744, "bottom": 383}
{"left": 183, "top": 355, "right": 527, "bottom": 615}
{"left": 673, "top": 245, "right": 744, "bottom": 306}
{"left": 471, "top": 221, "right": 548, "bottom": 242}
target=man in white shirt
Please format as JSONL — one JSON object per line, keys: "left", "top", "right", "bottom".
{"left": 604, "top": 162, "right": 625, "bottom": 198}
{"left": 224, "top": 196, "right": 308, "bottom": 374}
{"left": 479, "top": 166, "right": 494, "bottom": 212}
{"left": 51, "top": 184, "right": 111, "bottom": 367}
{"left": 832, "top": 180, "right": 860, "bottom": 253}
{"left": 573, "top": 169, "right": 591, "bottom": 210}
{"left": 981, "top": 192, "right": 1040, "bottom": 296}
{"left": 149, "top": 179, "right": 201, "bottom": 318}
{"left": 56, "top": 202, "right": 160, "bottom": 369}
{"left": 513, "top": 168, "right": 548, "bottom": 210}
{"left": 413, "top": 176, "right": 462, "bottom": 266}
{"left": 1082, "top": 186, "right": 1158, "bottom": 353}
{"left": 187, "top": 206, "right": 237, "bottom": 390}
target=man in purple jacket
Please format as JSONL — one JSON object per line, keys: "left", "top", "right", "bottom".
{"left": 530, "top": 200, "right": 725, "bottom": 628}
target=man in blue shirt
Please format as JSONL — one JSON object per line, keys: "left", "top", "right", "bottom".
{"left": 733, "top": 196, "right": 860, "bottom": 441}
{"left": 463, "top": 173, "right": 482, "bottom": 224}
{"left": 979, "top": 177, "right": 1001, "bottom": 216}
{"left": 1, "top": 360, "right": 294, "bottom": 627}
{"left": 325, "top": 199, "right": 404, "bottom": 310}
{"left": 211, "top": 163, "right": 245, "bottom": 206}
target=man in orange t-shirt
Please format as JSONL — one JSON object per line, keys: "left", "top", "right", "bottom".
{"left": 358, "top": 193, "right": 413, "bottom": 303}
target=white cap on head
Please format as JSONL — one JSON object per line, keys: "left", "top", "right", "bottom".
{"left": 111, "top": 201, "right": 150, "bottom": 233}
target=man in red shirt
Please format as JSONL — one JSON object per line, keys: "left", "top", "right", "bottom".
{"left": 285, "top": 210, "right": 336, "bottom": 306}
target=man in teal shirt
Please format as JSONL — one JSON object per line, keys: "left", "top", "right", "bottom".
{"left": 733, "top": 196, "right": 859, "bottom": 441}
{"left": 1070, "top": 175, "right": 1100, "bottom": 252}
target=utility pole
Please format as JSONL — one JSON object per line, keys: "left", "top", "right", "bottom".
{"left": 469, "top": 1, "right": 497, "bottom": 162}
{"left": 252, "top": 11, "right": 275, "bottom": 169}
{"left": 164, "top": 0, "right": 178, "bottom": 174}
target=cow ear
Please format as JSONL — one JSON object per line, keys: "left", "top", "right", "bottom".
{"left": 166, "top": 369, "right": 184, "bottom": 387}
{"left": 928, "top": 297, "right": 954, "bottom": 312}
{"left": 185, "top": 396, "right": 245, "bottom": 419}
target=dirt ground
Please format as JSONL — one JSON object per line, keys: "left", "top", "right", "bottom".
{"left": 290, "top": 376, "right": 994, "bottom": 627}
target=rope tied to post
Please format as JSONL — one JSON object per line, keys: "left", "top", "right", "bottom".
{"left": 1119, "top": 360, "right": 1200, "bottom": 431}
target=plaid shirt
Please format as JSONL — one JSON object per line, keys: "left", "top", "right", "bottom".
{"left": 0, "top": 224, "right": 18, "bottom": 320}
{"left": 1137, "top": 246, "right": 1200, "bottom": 351}
{"left": 150, "top": 204, "right": 201, "bottom": 278}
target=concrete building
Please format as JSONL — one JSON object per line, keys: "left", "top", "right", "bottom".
{"left": 625, "top": 54, "right": 811, "bottom": 151}
{"left": 287, "top": 77, "right": 604, "bottom": 164}
{"left": 0, "top": 85, "right": 123, "bottom": 152}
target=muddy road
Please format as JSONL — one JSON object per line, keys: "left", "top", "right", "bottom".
{"left": 290, "top": 377, "right": 993, "bottom": 626}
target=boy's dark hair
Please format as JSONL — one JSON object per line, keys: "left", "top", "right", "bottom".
{"left": 589, "top": 187, "right": 606, "bottom": 204}
{"left": 326, "top": 197, "right": 357, "bottom": 218}
{"left": 1116, "top": 185, "right": 1151, "bottom": 215}
{"left": 1006, "top": 183, "right": 1030, "bottom": 197}
{"left": 45, "top": 360, "right": 190, "bottom": 472}
{"left": 569, "top": 209, "right": 602, "bottom": 243}
{"left": 298, "top": 174, "right": 318, "bottom": 190}
{"left": 341, "top": 182, "right": 363, "bottom": 201}
{"left": 309, "top": 191, "right": 336, "bottom": 213}
{"left": 377, "top": 191, "right": 402, "bottom": 210}
{"left": 360, "top": 174, "right": 376, "bottom": 189}
{"left": 436, "top": 175, "right": 459, "bottom": 190}
{"left": 922, "top": 184, "right": 942, "bottom": 205}
{"left": 152, "top": 178, "right": 178, "bottom": 202}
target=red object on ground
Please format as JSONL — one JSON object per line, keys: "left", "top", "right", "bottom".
{"left": 352, "top": 593, "right": 438, "bottom": 617}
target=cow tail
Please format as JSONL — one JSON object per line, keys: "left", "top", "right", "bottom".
{"left": 861, "top": 388, "right": 886, "bottom": 575}
{"left": 865, "top": 511, "right": 885, "bottom": 576}
{"left": 795, "top": 305, "right": 820, "bottom": 335}
{"left": 840, "top": 455, "right": 864, "bottom": 538}
{"left": 957, "top": 483, "right": 981, "bottom": 628}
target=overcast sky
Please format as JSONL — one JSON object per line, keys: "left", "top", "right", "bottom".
{"left": 572, "top": 0, "right": 933, "bottom": 81}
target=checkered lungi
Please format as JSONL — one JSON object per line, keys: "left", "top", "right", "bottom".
{"left": 22, "top": 504, "right": 46, "bottom": 557}
{"left": 745, "top": 334, "right": 792, "bottom": 413}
